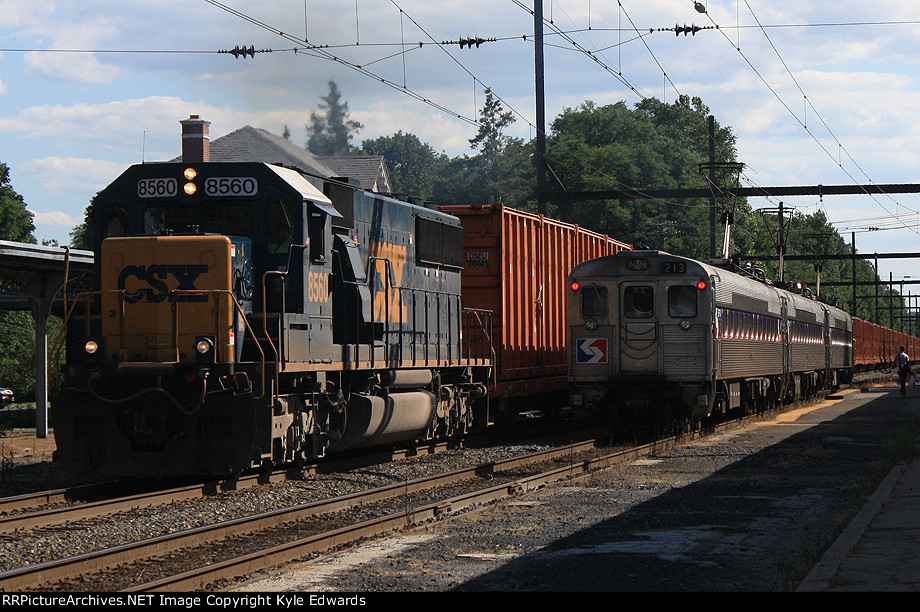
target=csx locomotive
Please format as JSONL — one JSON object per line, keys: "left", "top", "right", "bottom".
{"left": 53, "top": 162, "right": 492, "bottom": 477}
{"left": 567, "top": 250, "right": 853, "bottom": 428}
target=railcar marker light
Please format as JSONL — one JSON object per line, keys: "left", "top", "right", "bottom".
{"left": 196, "top": 338, "right": 214, "bottom": 354}
{"left": 571, "top": 281, "right": 580, "bottom": 291}
{"left": 697, "top": 280, "right": 707, "bottom": 290}
{"left": 84, "top": 340, "right": 99, "bottom": 354}
{"left": 585, "top": 319, "right": 597, "bottom": 330}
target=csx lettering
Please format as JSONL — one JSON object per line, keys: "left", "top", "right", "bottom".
{"left": 117, "top": 264, "right": 209, "bottom": 303}
{"left": 369, "top": 241, "right": 408, "bottom": 322}
{"left": 308, "top": 271, "right": 329, "bottom": 302}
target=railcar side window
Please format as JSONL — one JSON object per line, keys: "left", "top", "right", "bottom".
{"left": 581, "top": 286, "right": 608, "bottom": 318}
{"left": 667, "top": 285, "right": 697, "bottom": 318}
{"left": 624, "top": 286, "right": 654, "bottom": 318}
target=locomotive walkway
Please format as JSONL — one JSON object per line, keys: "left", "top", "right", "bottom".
{"left": 798, "top": 448, "right": 920, "bottom": 591}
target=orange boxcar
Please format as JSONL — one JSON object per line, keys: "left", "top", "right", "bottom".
{"left": 853, "top": 316, "right": 920, "bottom": 369}
{"left": 440, "top": 204, "right": 631, "bottom": 416}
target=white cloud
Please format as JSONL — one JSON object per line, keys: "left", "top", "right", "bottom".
{"left": 19, "top": 156, "right": 128, "bottom": 196}
{"left": 32, "top": 209, "right": 82, "bottom": 228}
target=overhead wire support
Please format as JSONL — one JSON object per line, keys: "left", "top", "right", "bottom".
{"left": 445, "top": 36, "right": 498, "bottom": 49}
{"left": 217, "top": 45, "right": 271, "bottom": 59}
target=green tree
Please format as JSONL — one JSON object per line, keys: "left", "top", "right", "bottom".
{"left": 468, "top": 89, "right": 526, "bottom": 204}
{"left": 544, "top": 96, "right": 740, "bottom": 260}
{"left": 69, "top": 205, "right": 91, "bottom": 250}
{"left": 428, "top": 89, "right": 533, "bottom": 208}
{"left": 0, "top": 163, "right": 36, "bottom": 401}
{"left": 361, "top": 131, "right": 445, "bottom": 199}
{"left": 306, "top": 80, "right": 364, "bottom": 156}
{"left": 0, "top": 163, "right": 36, "bottom": 243}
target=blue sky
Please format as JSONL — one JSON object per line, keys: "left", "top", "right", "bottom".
{"left": 2, "top": 1, "right": 920, "bottom": 286}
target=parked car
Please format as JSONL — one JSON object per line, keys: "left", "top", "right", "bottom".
{"left": 0, "top": 388, "right": 13, "bottom": 405}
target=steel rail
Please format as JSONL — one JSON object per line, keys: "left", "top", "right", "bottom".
{"left": 125, "top": 437, "right": 676, "bottom": 592}
{"left": 0, "top": 442, "right": 456, "bottom": 532}
{"left": 0, "top": 438, "right": 611, "bottom": 592}
{"left": 0, "top": 472, "right": 293, "bottom": 535}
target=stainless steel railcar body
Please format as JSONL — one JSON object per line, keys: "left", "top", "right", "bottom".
{"left": 567, "top": 250, "right": 853, "bottom": 425}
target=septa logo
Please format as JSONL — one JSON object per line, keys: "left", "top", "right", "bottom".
{"left": 576, "top": 338, "right": 608, "bottom": 364}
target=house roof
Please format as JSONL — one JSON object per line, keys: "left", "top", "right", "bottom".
{"left": 322, "top": 155, "right": 392, "bottom": 193}
{"left": 171, "top": 126, "right": 391, "bottom": 192}
{"left": 170, "top": 125, "right": 335, "bottom": 177}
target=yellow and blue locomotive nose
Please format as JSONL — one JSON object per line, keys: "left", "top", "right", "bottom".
{"left": 100, "top": 235, "right": 235, "bottom": 363}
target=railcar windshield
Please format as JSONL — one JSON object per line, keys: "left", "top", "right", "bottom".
{"left": 624, "top": 286, "right": 654, "bottom": 318}
{"left": 581, "top": 286, "right": 608, "bottom": 317}
{"left": 668, "top": 285, "right": 697, "bottom": 318}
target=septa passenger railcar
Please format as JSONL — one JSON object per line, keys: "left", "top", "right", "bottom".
{"left": 53, "top": 162, "right": 492, "bottom": 477}
{"left": 567, "top": 250, "right": 853, "bottom": 428}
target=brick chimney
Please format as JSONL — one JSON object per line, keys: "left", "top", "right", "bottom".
{"left": 180, "top": 115, "right": 211, "bottom": 163}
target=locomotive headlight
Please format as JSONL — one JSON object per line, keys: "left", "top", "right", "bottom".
{"left": 183, "top": 167, "right": 198, "bottom": 195}
{"left": 195, "top": 336, "right": 217, "bottom": 364}
{"left": 83, "top": 338, "right": 104, "bottom": 364}
{"left": 679, "top": 319, "right": 692, "bottom": 330}
{"left": 585, "top": 319, "right": 597, "bottom": 330}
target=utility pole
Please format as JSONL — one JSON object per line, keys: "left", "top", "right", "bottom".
{"left": 757, "top": 201, "right": 788, "bottom": 283}
{"left": 875, "top": 255, "right": 880, "bottom": 322}
{"left": 852, "top": 232, "right": 857, "bottom": 315}
{"left": 708, "top": 116, "right": 716, "bottom": 259}
{"left": 534, "top": 0, "right": 547, "bottom": 215}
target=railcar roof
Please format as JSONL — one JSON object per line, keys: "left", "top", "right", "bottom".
{"left": 571, "top": 250, "right": 850, "bottom": 321}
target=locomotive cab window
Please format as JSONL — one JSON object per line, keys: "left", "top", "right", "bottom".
{"left": 103, "top": 207, "right": 128, "bottom": 238}
{"left": 668, "top": 285, "right": 697, "bottom": 318}
{"left": 267, "top": 198, "right": 296, "bottom": 255}
{"left": 201, "top": 204, "right": 253, "bottom": 238}
{"left": 624, "top": 285, "right": 654, "bottom": 318}
{"left": 308, "top": 207, "right": 326, "bottom": 262}
{"left": 581, "top": 286, "right": 608, "bottom": 318}
{"left": 144, "top": 206, "right": 195, "bottom": 235}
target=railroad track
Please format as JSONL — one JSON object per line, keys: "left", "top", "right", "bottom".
{"left": 0, "top": 436, "right": 680, "bottom": 592}
{"left": 0, "top": 441, "right": 469, "bottom": 534}
{"left": 2, "top": 387, "right": 862, "bottom": 592}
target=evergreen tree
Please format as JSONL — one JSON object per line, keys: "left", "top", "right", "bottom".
{"left": 306, "top": 80, "right": 364, "bottom": 156}
{"left": 468, "top": 89, "right": 520, "bottom": 204}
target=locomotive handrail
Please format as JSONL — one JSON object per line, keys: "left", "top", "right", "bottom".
{"left": 169, "top": 288, "right": 268, "bottom": 400}
{"left": 261, "top": 270, "right": 285, "bottom": 397}
{"left": 368, "top": 255, "right": 490, "bottom": 366}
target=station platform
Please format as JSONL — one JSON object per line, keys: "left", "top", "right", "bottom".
{"left": 798, "top": 451, "right": 920, "bottom": 591}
